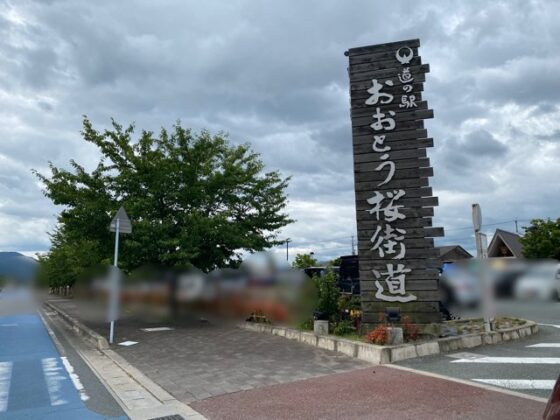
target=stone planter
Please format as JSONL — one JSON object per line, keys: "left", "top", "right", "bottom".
{"left": 239, "top": 318, "right": 539, "bottom": 365}
{"left": 313, "top": 320, "right": 329, "bottom": 336}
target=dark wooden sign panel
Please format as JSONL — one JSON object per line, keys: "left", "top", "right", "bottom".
{"left": 345, "top": 39, "right": 444, "bottom": 326}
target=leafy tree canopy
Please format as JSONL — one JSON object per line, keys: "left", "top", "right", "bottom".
{"left": 520, "top": 218, "right": 560, "bottom": 260}
{"left": 292, "top": 253, "right": 318, "bottom": 269}
{"left": 35, "top": 118, "right": 293, "bottom": 285}
{"left": 328, "top": 257, "right": 342, "bottom": 266}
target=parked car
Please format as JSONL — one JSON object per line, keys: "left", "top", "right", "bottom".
{"left": 439, "top": 262, "right": 481, "bottom": 308}
{"left": 514, "top": 263, "right": 560, "bottom": 301}
{"left": 544, "top": 373, "right": 560, "bottom": 420}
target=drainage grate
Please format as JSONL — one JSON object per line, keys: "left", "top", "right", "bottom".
{"left": 148, "top": 415, "right": 184, "bottom": 420}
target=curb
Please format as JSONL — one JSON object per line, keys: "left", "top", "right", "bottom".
{"left": 239, "top": 320, "right": 539, "bottom": 364}
{"left": 43, "top": 300, "right": 207, "bottom": 419}
{"left": 44, "top": 301, "right": 110, "bottom": 351}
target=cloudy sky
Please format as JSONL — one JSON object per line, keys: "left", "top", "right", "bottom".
{"left": 1, "top": 0, "right": 559, "bottom": 262}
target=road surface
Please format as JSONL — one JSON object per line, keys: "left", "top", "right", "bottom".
{"left": 397, "top": 300, "right": 560, "bottom": 399}
{"left": 0, "top": 287, "right": 126, "bottom": 419}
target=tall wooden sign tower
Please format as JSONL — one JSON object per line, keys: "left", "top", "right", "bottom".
{"left": 345, "top": 39, "right": 444, "bottom": 327}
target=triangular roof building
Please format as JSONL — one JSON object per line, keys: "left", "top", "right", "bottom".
{"left": 487, "top": 228, "right": 524, "bottom": 258}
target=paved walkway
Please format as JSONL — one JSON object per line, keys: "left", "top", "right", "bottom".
{"left": 45, "top": 297, "right": 548, "bottom": 419}
{"left": 47, "top": 298, "right": 369, "bottom": 404}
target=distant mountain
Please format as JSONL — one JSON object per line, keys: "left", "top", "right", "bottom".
{"left": 0, "top": 252, "right": 38, "bottom": 283}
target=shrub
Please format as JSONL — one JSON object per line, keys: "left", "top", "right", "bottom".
{"left": 365, "top": 324, "right": 389, "bottom": 345}
{"left": 298, "top": 318, "right": 314, "bottom": 331}
{"left": 332, "top": 320, "right": 355, "bottom": 336}
{"left": 246, "top": 310, "right": 271, "bottom": 324}
{"left": 313, "top": 269, "right": 340, "bottom": 320}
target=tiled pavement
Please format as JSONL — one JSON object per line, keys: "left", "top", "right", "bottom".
{"left": 47, "top": 299, "right": 370, "bottom": 404}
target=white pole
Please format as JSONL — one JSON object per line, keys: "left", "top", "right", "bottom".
{"left": 109, "top": 218, "right": 120, "bottom": 344}
{"left": 114, "top": 218, "right": 120, "bottom": 267}
{"left": 472, "top": 204, "right": 492, "bottom": 333}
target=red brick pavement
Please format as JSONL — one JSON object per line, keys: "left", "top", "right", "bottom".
{"left": 192, "top": 366, "right": 546, "bottom": 420}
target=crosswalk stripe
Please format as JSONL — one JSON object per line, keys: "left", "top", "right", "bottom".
{"left": 0, "top": 362, "right": 13, "bottom": 412}
{"left": 538, "top": 323, "right": 560, "bottom": 329}
{"left": 451, "top": 357, "right": 560, "bottom": 364}
{"left": 42, "top": 358, "right": 68, "bottom": 406}
{"left": 527, "top": 343, "right": 560, "bottom": 348}
{"left": 473, "top": 379, "right": 556, "bottom": 390}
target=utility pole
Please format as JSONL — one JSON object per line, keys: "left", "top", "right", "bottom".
{"left": 515, "top": 219, "right": 519, "bottom": 234}
{"left": 285, "top": 238, "right": 291, "bottom": 262}
{"left": 351, "top": 235, "right": 356, "bottom": 255}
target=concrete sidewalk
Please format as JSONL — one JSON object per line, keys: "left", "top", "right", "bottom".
{"left": 45, "top": 298, "right": 369, "bottom": 403}
{"left": 45, "top": 297, "right": 547, "bottom": 420}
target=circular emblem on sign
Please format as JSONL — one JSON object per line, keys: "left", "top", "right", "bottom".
{"left": 395, "top": 47, "right": 413, "bottom": 65}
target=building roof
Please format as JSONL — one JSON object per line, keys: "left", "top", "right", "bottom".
{"left": 436, "top": 245, "right": 473, "bottom": 259}
{"left": 487, "top": 228, "right": 524, "bottom": 258}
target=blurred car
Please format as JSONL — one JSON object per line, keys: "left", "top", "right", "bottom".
{"left": 514, "top": 263, "right": 560, "bottom": 301}
{"left": 544, "top": 373, "right": 560, "bottom": 420}
{"left": 489, "top": 259, "right": 528, "bottom": 298}
{"left": 439, "top": 262, "right": 481, "bottom": 308}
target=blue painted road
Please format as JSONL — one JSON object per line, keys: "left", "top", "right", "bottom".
{"left": 0, "top": 312, "right": 120, "bottom": 419}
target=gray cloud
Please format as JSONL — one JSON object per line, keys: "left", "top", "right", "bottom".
{"left": 0, "top": 0, "right": 559, "bottom": 262}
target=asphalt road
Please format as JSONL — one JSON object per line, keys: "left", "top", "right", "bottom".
{"left": 0, "top": 287, "right": 126, "bottom": 419}
{"left": 396, "top": 299, "right": 560, "bottom": 399}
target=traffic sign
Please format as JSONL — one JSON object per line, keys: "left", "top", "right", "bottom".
{"left": 109, "top": 207, "right": 132, "bottom": 234}
{"left": 472, "top": 203, "right": 482, "bottom": 232}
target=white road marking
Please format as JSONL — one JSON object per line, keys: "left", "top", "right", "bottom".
{"left": 61, "top": 357, "right": 89, "bottom": 401}
{"left": 472, "top": 379, "right": 556, "bottom": 390}
{"left": 527, "top": 343, "right": 560, "bottom": 348}
{"left": 0, "top": 362, "right": 13, "bottom": 412}
{"left": 538, "top": 323, "right": 560, "bottom": 329}
{"left": 451, "top": 357, "right": 560, "bottom": 364}
{"left": 42, "top": 358, "right": 68, "bottom": 406}
{"left": 446, "top": 352, "right": 484, "bottom": 360}
{"left": 141, "top": 327, "right": 174, "bottom": 332}
{"left": 118, "top": 341, "right": 138, "bottom": 346}
{"left": 387, "top": 364, "right": 549, "bottom": 403}
{"left": 0, "top": 324, "right": 17, "bottom": 327}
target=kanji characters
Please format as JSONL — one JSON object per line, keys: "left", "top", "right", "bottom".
{"left": 358, "top": 44, "right": 422, "bottom": 305}
{"left": 373, "top": 263, "right": 417, "bottom": 302}
{"left": 365, "top": 190, "right": 406, "bottom": 222}
{"left": 399, "top": 94, "right": 417, "bottom": 109}
{"left": 398, "top": 67, "right": 414, "bottom": 84}
{"left": 370, "top": 224, "right": 406, "bottom": 259}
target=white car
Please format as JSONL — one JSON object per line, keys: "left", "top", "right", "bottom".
{"left": 514, "top": 263, "right": 560, "bottom": 301}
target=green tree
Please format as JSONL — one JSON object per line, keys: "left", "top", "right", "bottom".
{"left": 313, "top": 269, "right": 340, "bottom": 320}
{"left": 35, "top": 118, "right": 293, "bottom": 286}
{"left": 520, "top": 218, "right": 560, "bottom": 259}
{"left": 292, "top": 253, "right": 317, "bottom": 269}
{"left": 328, "top": 257, "right": 342, "bottom": 266}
